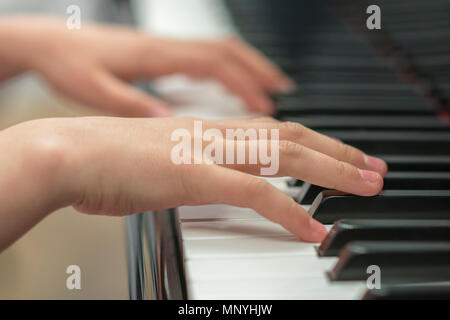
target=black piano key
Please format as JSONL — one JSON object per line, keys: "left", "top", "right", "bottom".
{"left": 362, "top": 283, "right": 450, "bottom": 300}
{"left": 327, "top": 241, "right": 450, "bottom": 282}
{"left": 237, "top": 32, "right": 367, "bottom": 47}
{"left": 296, "top": 183, "right": 325, "bottom": 204}
{"left": 375, "top": 0, "right": 450, "bottom": 11}
{"left": 309, "top": 190, "right": 450, "bottom": 224}
{"left": 318, "top": 219, "right": 450, "bottom": 257}
{"left": 289, "top": 72, "right": 401, "bottom": 85}
{"left": 298, "top": 172, "right": 450, "bottom": 204}
{"left": 384, "top": 18, "right": 450, "bottom": 32}
{"left": 282, "top": 116, "right": 450, "bottom": 131}
{"left": 318, "top": 130, "right": 450, "bottom": 156}
{"left": 282, "top": 83, "right": 417, "bottom": 97}
{"left": 275, "top": 59, "right": 395, "bottom": 74}
{"left": 384, "top": 172, "right": 450, "bottom": 188}
{"left": 279, "top": 44, "right": 375, "bottom": 57}
{"left": 380, "top": 155, "right": 450, "bottom": 172}
{"left": 274, "top": 83, "right": 424, "bottom": 95}
{"left": 275, "top": 98, "right": 432, "bottom": 116}
{"left": 293, "top": 156, "right": 450, "bottom": 175}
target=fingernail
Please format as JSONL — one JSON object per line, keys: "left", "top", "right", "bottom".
{"left": 359, "top": 169, "right": 381, "bottom": 183}
{"left": 309, "top": 218, "right": 327, "bottom": 241}
{"left": 275, "top": 79, "right": 297, "bottom": 94}
{"left": 364, "top": 154, "right": 388, "bottom": 176}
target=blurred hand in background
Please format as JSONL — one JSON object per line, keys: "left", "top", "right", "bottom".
{"left": 0, "top": 16, "right": 295, "bottom": 117}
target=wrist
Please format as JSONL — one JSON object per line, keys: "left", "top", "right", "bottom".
{"left": 3, "top": 118, "right": 80, "bottom": 212}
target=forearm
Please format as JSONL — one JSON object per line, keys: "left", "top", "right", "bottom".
{"left": 0, "top": 120, "right": 72, "bottom": 252}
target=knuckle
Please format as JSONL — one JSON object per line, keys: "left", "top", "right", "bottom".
{"left": 334, "top": 159, "right": 347, "bottom": 178}
{"left": 337, "top": 142, "right": 353, "bottom": 160}
{"left": 245, "top": 178, "right": 271, "bottom": 198}
{"left": 179, "top": 165, "right": 210, "bottom": 203}
{"left": 280, "top": 121, "right": 306, "bottom": 141}
{"left": 285, "top": 200, "right": 298, "bottom": 221}
{"left": 279, "top": 140, "right": 304, "bottom": 157}
{"left": 274, "top": 199, "right": 297, "bottom": 225}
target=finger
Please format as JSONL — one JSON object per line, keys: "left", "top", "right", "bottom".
{"left": 84, "top": 71, "right": 172, "bottom": 117}
{"left": 278, "top": 122, "right": 388, "bottom": 176}
{"left": 153, "top": 40, "right": 274, "bottom": 114}
{"left": 277, "top": 141, "right": 383, "bottom": 195}
{"left": 211, "top": 60, "right": 275, "bottom": 114}
{"left": 220, "top": 139, "right": 383, "bottom": 196}
{"left": 212, "top": 119, "right": 388, "bottom": 176}
{"left": 222, "top": 38, "right": 296, "bottom": 93}
{"left": 189, "top": 165, "right": 327, "bottom": 242}
{"left": 279, "top": 122, "right": 388, "bottom": 176}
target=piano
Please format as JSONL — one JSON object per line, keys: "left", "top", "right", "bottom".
{"left": 125, "top": 0, "right": 450, "bottom": 300}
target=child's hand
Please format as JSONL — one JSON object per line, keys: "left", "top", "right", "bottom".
{"left": 0, "top": 16, "right": 294, "bottom": 116}
{"left": 3, "top": 117, "right": 386, "bottom": 245}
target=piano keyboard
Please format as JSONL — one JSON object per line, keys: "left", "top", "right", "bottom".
{"left": 131, "top": 0, "right": 450, "bottom": 299}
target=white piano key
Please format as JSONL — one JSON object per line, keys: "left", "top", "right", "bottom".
{"left": 188, "top": 277, "right": 366, "bottom": 300}
{"left": 178, "top": 199, "right": 310, "bottom": 221}
{"left": 183, "top": 236, "right": 319, "bottom": 259}
{"left": 184, "top": 256, "right": 338, "bottom": 282}
{"left": 191, "top": 290, "right": 365, "bottom": 300}
{"left": 180, "top": 219, "right": 291, "bottom": 240}
{"left": 178, "top": 178, "right": 296, "bottom": 222}
{"left": 285, "top": 186, "right": 302, "bottom": 198}
{"left": 179, "top": 204, "right": 262, "bottom": 221}
{"left": 154, "top": 76, "right": 254, "bottom": 119}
